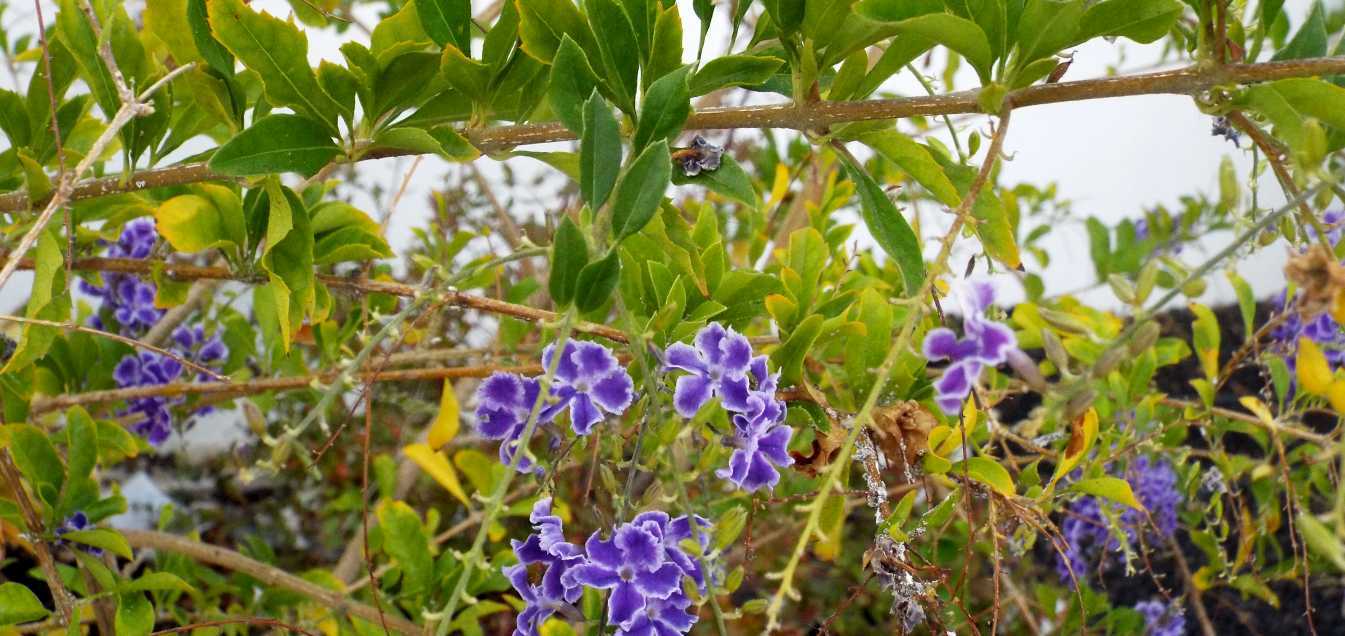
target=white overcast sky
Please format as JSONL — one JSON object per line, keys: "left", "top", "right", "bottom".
{"left": 0, "top": 0, "right": 1321, "bottom": 313}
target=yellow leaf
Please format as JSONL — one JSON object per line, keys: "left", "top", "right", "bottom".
{"left": 1238, "top": 396, "right": 1276, "bottom": 426}
{"left": 1333, "top": 292, "right": 1345, "bottom": 326}
{"left": 1047, "top": 409, "right": 1097, "bottom": 492}
{"left": 403, "top": 443, "right": 470, "bottom": 505}
{"left": 428, "top": 380, "right": 460, "bottom": 450}
{"left": 1296, "top": 337, "right": 1332, "bottom": 395}
{"left": 1329, "top": 380, "right": 1345, "bottom": 415}
{"left": 768, "top": 163, "right": 789, "bottom": 207}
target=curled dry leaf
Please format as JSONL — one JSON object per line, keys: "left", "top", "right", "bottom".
{"left": 1285, "top": 243, "right": 1345, "bottom": 317}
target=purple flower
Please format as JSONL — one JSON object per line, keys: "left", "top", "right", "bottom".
{"left": 1135, "top": 599, "right": 1185, "bottom": 636}
{"left": 83, "top": 220, "right": 164, "bottom": 335}
{"left": 1055, "top": 457, "right": 1181, "bottom": 582}
{"left": 1134, "top": 218, "right": 1149, "bottom": 242}
{"left": 678, "top": 136, "right": 723, "bottom": 177}
{"left": 629, "top": 510, "right": 713, "bottom": 590}
{"left": 475, "top": 373, "right": 547, "bottom": 473}
{"left": 505, "top": 498, "right": 585, "bottom": 636}
{"left": 112, "top": 218, "right": 158, "bottom": 259}
{"left": 541, "top": 341, "right": 634, "bottom": 435}
{"left": 55, "top": 511, "right": 102, "bottom": 555}
{"left": 716, "top": 392, "right": 793, "bottom": 492}
{"left": 922, "top": 281, "right": 1017, "bottom": 414}
{"left": 616, "top": 591, "right": 697, "bottom": 636}
{"left": 565, "top": 522, "right": 686, "bottom": 628}
{"left": 664, "top": 323, "right": 756, "bottom": 418}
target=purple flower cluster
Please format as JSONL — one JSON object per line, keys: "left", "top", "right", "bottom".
{"left": 505, "top": 498, "right": 707, "bottom": 636}
{"left": 664, "top": 323, "right": 793, "bottom": 492}
{"left": 475, "top": 341, "right": 634, "bottom": 473}
{"left": 113, "top": 326, "right": 228, "bottom": 444}
{"left": 1135, "top": 598, "right": 1186, "bottom": 636}
{"left": 921, "top": 281, "right": 1017, "bottom": 414}
{"left": 1056, "top": 457, "right": 1181, "bottom": 582}
{"left": 79, "top": 219, "right": 163, "bottom": 334}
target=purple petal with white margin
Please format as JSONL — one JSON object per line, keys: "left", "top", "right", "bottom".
{"left": 719, "top": 328, "right": 753, "bottom": 374}
{"left": 673, "top": 374, "right": 712, "bottom": 418}
{"left": 512, "top": 536, "right": 550, "bottom": 564}
{"left": 568, "top": 563, "right": 621, "bottom": 589}
{"left": 970, "top": 319, "right": 1017, "bottom": 365}
{"left": 663, "top": 342, "right": 707, "bottom": 374}
{"left": 695, "top": 323, "right": 727, "bottom": 367}
{"left": 959, "top": 279, "right": 996, "bottom": 317}
{"left": 585, "top": 532, "right": 624, "bottom": 569}
{"left": 633, "top": 563, "right": 682, "bottom": 599}
{"left": 716, "top": 449, "right": 751, "bottom": 484}
{"left": 479, "top": 373, "right": 524, "bottom": 408}
{"left": 569, "top": 393, "right": 603, "bottom": 435}
{"left": 756, "top": 425, "right": 794, "bottom": 466}
{"left": 542, "top": 342, "right": 581, "bottom": 383}
{"left": 615, "top": 525, "right": 663, "bottom": 571}
{"left": 608, "top": 581, "right": 645, "bottom": 627}
{"left": 741, "top": 452, "right": 781, "bottom": 492}
{"left": 573, "top": 342, "right": 617, "bottom": 379}
{"left": 718, "top": 375, "right": 752, "bottom": 412}
{"left": 590, "top": 371, "right": 634, "bottom": 414}
{"left": 113, "top": 356, "right": 142, "bottom": 386}
{"left": 476, "top": 406, "right": 521, "bottom": 439}
{"left": 619, "top": 617, "right": 659, "bottom": 636}
{"left": 503, "top": 563, "right": 537, "bottom": 603}
{"left": 934, "top": 361, "right": 978, "bottom": 403}
{"left": 632, "top": 510, "right": 672, "bottom": 529}
{"left": 922, "top": 328, "right": 962, "bottom": 361}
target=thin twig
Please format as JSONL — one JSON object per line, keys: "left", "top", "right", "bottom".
{"left": 150, "top": 617, "right": 322, "bottom": 636}
{"left": 121, "top": 529, "right": 421, "bottom": 635}
{"left": 0, "top": 451, "right": 75, "bottom": 625}
{"left": 3, "top": 58, "right": 1345, "bottom": 212}
{"left": 0, "top": 314, "right": 228, "bottom": 381}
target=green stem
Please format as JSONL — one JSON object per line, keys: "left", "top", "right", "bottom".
{"left": 671, "top": 441, "right": 730, "bottom": 636}
{"left": 430, "top": 311, "right": 577, "bottom": 636}
{"left": 906, "top": 63, "right": 967, "bottom": 163}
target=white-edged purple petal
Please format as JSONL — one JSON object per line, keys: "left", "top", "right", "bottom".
{"left": 569, "top": 393, "right": 603, "bottom": 435}
{"left": 569, "top": 562, "right": 621, "bottom": 589}
{"left": 609, "top": 581, "right": 645, "bottom": 627}
{"left": 673, "top": 374, "right": 713, "bottom": 418}
{"left": 718, "top": 375, "right": 752, "bottom": 412}
{"left": 573, "top": 341, "right": 618, "bottom": 379}
{"left": 590, "top": 371, "right": 634, "bottom": 414}
{"left": 756, "top": 425, "right": 794, "bottom": 466}
{"left": 503, "top": 563, "right": 537, "bottom": 603}
{"left": 663, "top": 342, "right": 707, "bottom": 374}
{"left": 476, "top": 405, "right": 522, "bottom": 439}
{"left": 542, "top": 342, "right": 581, "bottom": 383}
{"left": 718, "top": 328, "right": 753, "bottom": 374}
{"left": 969, "top": 319, "right": 1017, "bottom": 365}
{"left": 512, "top": 536, "right": 550, "bottom": 564}
{"left": 615, "top": 524, "right": 663, "bottom": 572}
{"left": 633, "top": 563, "right": 682, "bottom": 599}
{"left": 922, "top": 328, "right": 961, "bottom": 361}
{"left": 694, "top": 323, "right": 728, "bottom": 368}
{"left": 480, "top": 373, "right": 525, "bottom": 409}
{"left": 585, "top": 532, "right": 624, "bottom": 569}
{"left": 741, "top": 452, "right": 781, "bottom": 492}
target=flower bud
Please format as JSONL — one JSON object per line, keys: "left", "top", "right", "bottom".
{"left": 1039, "top": 308, "right": 1089, "bottom": 334}
{"left": 1065, "top": 387, "right": 1097, "bottom": 419}
{"left": 1091, "top": 345, "right": 1126, "bottom": 378}
{"left": 1128, "top": 321, "right": 1162, "bottom": 356}
{"left": 1042, "top": 329, "right": 1071, "bottom": 373}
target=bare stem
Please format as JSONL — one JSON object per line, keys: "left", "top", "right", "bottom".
{"left": 2, "top": 58, "right": 1343, "bottom": 213}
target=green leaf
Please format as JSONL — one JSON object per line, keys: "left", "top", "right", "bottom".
{"left": 314, "top": 226, "right": 393, "bottom": 265}
{"left": 370, "top": 0, "right": 433, "bottom": 62}
{"left": 419, "top": 0, "right": 471, "bottom": 50}
{"left": 374, "top": 51, "right": 441, "bottom": 118}
{"left": 633, "top": 66, "right": 691, "bottom": 152}
{"left": 689, "top": 55, "right": 784, "bottom": 96}
{"left": 575, "top": 250, "right": 622, "bottom": 313}
{"left": 887, "top": 13, "right": 995, "bottom": 83}
{"left": 372, "top": 125, "right": 479, "bottom": 162}
{"left": 1078, "top": 0, "right": 1182, "bottom": 44}
{"left": 260, "top": 180, "right": 316, "bottom": 351}
{"left": 116, "top": 592, "right": 154, "bottom": 636}
{"left": 147, "top": 0, "right": 202, "bottom": 67}
{"left": 188, "top": 0, "right": 234, "bottom": 76}
{"left": 956, "top": 456, "right": 1015, "bottom": 496}
{"left": 1071, "top": 477, "right": 1144, "bottom": 510}
{"left": 841, "top": 158, "right": 925, "bottom": 295}
{"left": 0, "top": 89, "right": 31, "bottom": 148}
{"left": 609, "top": 140, "right": 672, "bottom": 241}
{"left": 154, "top": 185, "right": 246, "bottom": 257}
{"left": 62, "top": 528, "right": 133, "bottom": 559}
{"left": 516, "top": 0, "right": 598, "bottom": 63}
{"left": 65, "top": 406, "right": 98, "bottom": 483}
{"left": 438, "top": 43, "right": 492, "bottom": 101}
{"left": 1242, "top": 79, "right": 1345, "bottom": 160}
{"left": 377, "top": 501, "right": 435, "bottom": 595}
{"left": 1298, "top": 512, "right": 1345, "bottom": 570}
{"left": 1015, "top": 0, "right": 1084, "bottom": 67}
{"left": 587, "top": 0, "right": 640, "bottom": 109}
{"left": 208, "top": 114, "right": 340, "bottom": 177}
{"left": 0, "top": 582, "right": 48, "bottom": 626}
{"left": 1190, "top": 302, "right": 1220, "bottom": 380}
{"left": 548, "top": 36, "right": 604, "bottom": 133}
{"left": 580, "top": 92, "right": 622, "bottom": 209}
{"left": 119, "top": 571, "right": 195, "bottom": 595}
{"left": 3, "top": 229, "right": 69, "bottom": 374}
{"left": 6, "top": 424, "right": 63, "bottom": 502}
{"left": 1273, "top": 0, "right": 1327, "bottom": 61}
{"left": 762, "top": 0, "right": 805, "bottom": 34}
{"left": 771, "top": 314, "right": 824, "bottom": 386}
{"left": 550, "top": 216, "right": 589, "bottom": 307}
{"left": 647, "top": 4, "right": 684, "bottom": 89}
{"left": 859, "top": 130, "right": 961, "bottom": 207}
{"left": 854, "top": 0, "right": 943, "bottom": 23}
{"left": 672, "top": 154, "right": 757, "bottom": 207}
{"left": 207, "top": 0, "right": 343, "bottom": 131}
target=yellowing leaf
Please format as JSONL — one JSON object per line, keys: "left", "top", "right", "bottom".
{"left": 957, "top": 456, "right": 1015, "bottom": 496}
{"left": 1071, "top": 476, "right": 1143, "bottom": 510}
{"left": 1048, "top": 409, "right": 1097, "bottom": 492}
{"left": 1297, "top": 337, "right": 1332, "bottom": 395}
{"left": 1333, "top": 292, "right": 1345, "bottom": 326}
{"left": 428, "top": 380, "right": 460, "bottom": 450}
{"left": 1238, "top": 396, "right": 1277, "bottom": 426}
{"left": 403, "top": 443, "right": 470, "bottom": 505}
{"left": 768, "top": 162, "right": 789, "bottom": 207}
{"left": 1328, "top": 380, "right": 1345, "bottom": 415}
